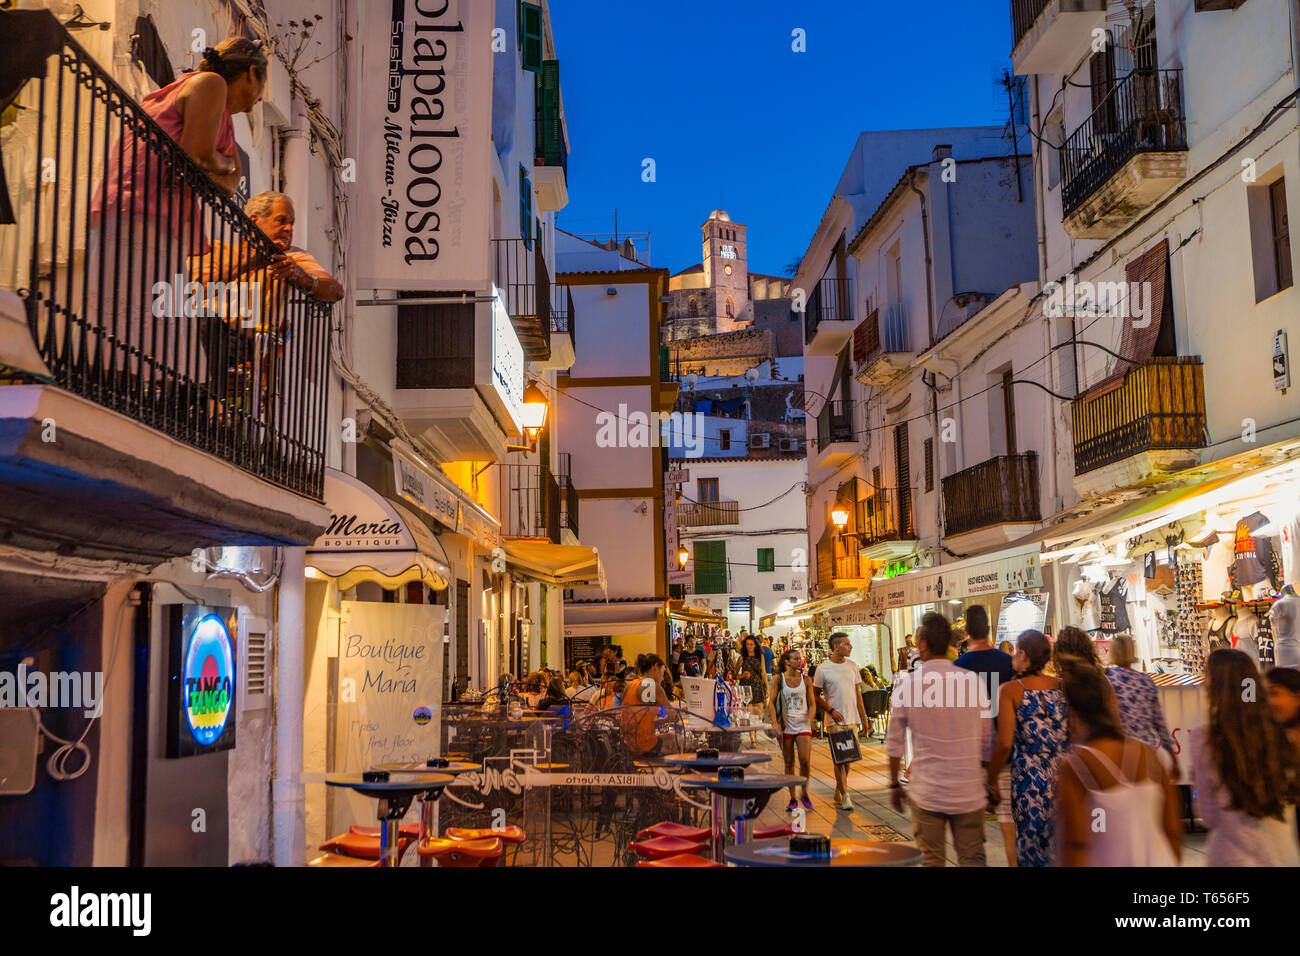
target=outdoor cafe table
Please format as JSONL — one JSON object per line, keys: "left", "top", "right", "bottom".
{"left": 682, "top": 715, "right": 775, "bottom": 749}
{"left": 725, "top": 837, "right": 922, "bottom": 867}
{"left": 325, "top": 772, "right": 454, "bottom": 867}
{"left": 679, "top": 771, "right": 805, "bottom": 863}
{"left": 661, "top": 752, "right": 772, "bottom": 770}
{"left": 373, "top": 760, "right": 480, "bottom": 865}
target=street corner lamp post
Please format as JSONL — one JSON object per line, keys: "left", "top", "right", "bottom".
{"left": 678, "top": 546, "right": 690, "bottom": 570}
{"left": 831, "top": 507, "right": 849, "bottom": 532}
{"left": 508, "top": 381, "right": 550, "bottom": 452}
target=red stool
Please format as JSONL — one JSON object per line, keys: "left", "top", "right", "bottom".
{"left": 416, "top": 837, "right": 503, "bottom": 867}
{"left": 635, "top": 821, "right": 711, "bottom": 843}
{"left": 730, "top": 822, "right": 795, "bottom": 840}
{"left": 308, "top": 853, "right": 378, "bottom": 868}
{"left": 350, "top": 823, "right": 420, "bottom": 840}
{"left": 319, "top": 830, "right": 415, "bottom": 863}
{"left": 637, "top": 852, "right": 723, "bottom": 867}
{"left": 444, "top": 825, "right": 526, "bottom": 845}
{"left": 629, "top": 835, "right": 709, "bottom": 860}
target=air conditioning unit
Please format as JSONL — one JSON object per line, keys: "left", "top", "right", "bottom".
{"left": 749, "top": 433, "right": 770, "bottom": 449}
{"left": 779, "top": 437, "right": 800, "bottom": 453}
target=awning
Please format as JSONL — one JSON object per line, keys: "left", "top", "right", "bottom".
{"left": 667, "top": 600, "right": 725, "bottom": 625}
{"left": 866, "top": 541, "right": 1042, "bottom": 611}
{"left": 563, "top": 601, "right": 660, "bottom": 639}
{"left": 307, "top": 469, "right": 450, "bottom": 591}
{"left": 776, "top": 587, "right": 865, "bottom": 619}
{"left": 503, "top": 539, "right": 606, "bottom": 591}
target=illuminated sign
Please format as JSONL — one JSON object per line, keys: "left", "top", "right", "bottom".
{"left": 166, "top": 605, "right": 238, "bottom": 758}
{"left": 491, "top": 286, "right": 525, "bottom": 433}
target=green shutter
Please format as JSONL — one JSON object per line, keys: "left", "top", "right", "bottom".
{"left": 520, "top": 2, "right": 543, "bottom": 74}
{"left": 520, "top": 165, "right": 532, "bottom": 248}
{"left": 694, "top": 541, "right": 727, "bottom": 594}
{"left": 757, "top": 548, "right": 774, "bottom": 573}
{"left": 535, "top": 60, "right": 564, "bottom": 171}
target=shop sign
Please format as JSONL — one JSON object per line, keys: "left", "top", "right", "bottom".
{"left": 1274, "top": 330, "right": 1291, "bottom": 392}
{"left": 995, "top": 592, "right": 1050, "bottom": 645}
{"left": 457, "top": 503, "right": 502, "bottom": 552}
{"left": 313, "top": 470, "right": 415, "bottom": 553}
{"left": 355, "top": 0, "right": 493, "bottom": 291}
{"left": 393, "top": 448, "right": 460, "bottom": 531}
{"left": 165, "top": 605, "right": 238, "bottom": 758}
{"left": 883, "top": 559, "right": 912, "bottom": 579}
{"left": 491, "top": 289, "right": 526, "bottom": 433}
{"left": 665, "top": 469, "right": 690, "bottom": 485}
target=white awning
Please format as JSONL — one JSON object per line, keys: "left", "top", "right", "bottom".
{"left": 776, "top": 587, "right": 866, "bottom": 620}
{"left": 503, "top": 539, "right": 606, "bottom": 591}
{"left": 306, "top": 469, "right": 450, "bottom": 591}
{"left": 866, "top": 542, "right": 1042, "bottom": 611}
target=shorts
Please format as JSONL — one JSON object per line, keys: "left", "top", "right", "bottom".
{"left": 782, "top": 732, "right": 812, "bottom": 740}
{"left": 995, "top": 766, "right": 1013, "bottom": 824}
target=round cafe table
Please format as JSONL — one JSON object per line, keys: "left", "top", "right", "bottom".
{"left": 326, "top": 772, "right": 454, "bottom": 867}
{"left": 725, "top": 837, "right": 922, "bottom": 868}
{"left": 662, "top": 752, "right": 772, "bottom": 770}
{"left": 679, "top": 771, "right": 805, "bottom": 863}
{"left": 373, "top": 761, "right": 479, "bottom": 866}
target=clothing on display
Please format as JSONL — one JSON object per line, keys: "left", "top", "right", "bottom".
{"left": 1098, "top": 575, "right": 1131, "bottom": 636}
{"left": 1232, "top": 511, "right": 1277, "bottom": 590}
{"left": 1206, "top": 604, "right": 1235, "bottom": 652}
{"left": 1202, "top": 538, "right": 1233, "bottom": 603}
{"left": 1072, "top": 578, "right": 1101, "bottom": 632}
{"left": 1232, "top": 607, "right": 1261, "bottom": 666}
{"left": 1280, "top": 512, "right": 1300, "bottom": 588}
{"left": 1270, "top": 588, "right": 1300, "bottom": 667}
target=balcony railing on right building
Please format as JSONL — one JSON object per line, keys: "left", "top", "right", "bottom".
{"left": 1060, "top": 68, "right": 1188, "bottom": 237}
{"left": 502, "top": 462, "right": 561, "bottom": 543}
{"left": 800, "top": 276, "right": 853, "bottom": 346}
{"left": 492, "top": 237, "right": 551, "bottom": 362}
{"left": 1071, "top": 357, "right": 1207, "bottom": 476}
{"left": 942, "top": 453, "right": 1041, "bottom": 537}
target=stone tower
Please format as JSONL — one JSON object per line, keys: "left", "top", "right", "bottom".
{"left": 701, "top": 210, "right": 750, "bottom": 334}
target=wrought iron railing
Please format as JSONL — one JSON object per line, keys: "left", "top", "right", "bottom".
{"left": 557, "top": 452, "right": 579, "bottom": 539}
{"left": 492, "top": 237, "right": 551, "bottom": 361}
{"left": 816, "top": 399, "right": 853, "bottom": 449}
{"left": 853, "top": 303, "right": 910, "bottom": 370}
{"left": 800, "top": 275, "right": 853, "bottom": 344}
{"left": 942, "top": 453, "right": 1041, "bottom": 536}
{"left": 550, "top": 283, "right": 574, "bottom": 337}
{"left": 1011, "top": 0, "right": 1051, "bottom": 47}
{"left": 677, "top": 499, "right": 740, "bottom": 527}
{"left": 504, "top": 462, "right": 561, "bottom": 543}
{"left": 1072, "top": 357, "right": 1206, "bottom": 475}
{"left": 1060, "top": 68, "right": 1187, "bottom": 215}
{"left": 856, "top": 486, "right": 912, "bottom": 546}
{"left": 0, "top": 14, "right": 329, "bottom": 499}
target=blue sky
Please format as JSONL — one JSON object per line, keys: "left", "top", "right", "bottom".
{"left": 549, "top": 0, "right": 1017, "bottom": 276}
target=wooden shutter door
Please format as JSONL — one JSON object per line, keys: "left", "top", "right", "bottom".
{"left": 894, "top": 424, "right": 912, "bottom": 538}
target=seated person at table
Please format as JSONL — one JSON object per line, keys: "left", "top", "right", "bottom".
{"left": 536, "top": 678, "right": 570, "bottom": 712}
{"left": 589, "top": 674, "right": 622, "bottom": 711}
{"left": 621, "top": 654, "right": 678, "bottom": 755}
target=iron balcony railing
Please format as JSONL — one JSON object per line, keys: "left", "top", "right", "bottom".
{"left": 1061, "top": 68, "right": 1187, "bottom": 215}
{"left": 0, "top": 15, "right": 329, "bottom": 498}
{"left": 942, "top": 453, "right": 1041, "bottom": 537}
{"left": 1011, "top": 0, "right": 1051, "bottom": 47}
{"left": 677, "top": 499, "right": 740, "bottom": 527}
{"left": 816, "top": 399, "right": 853, "bottom": 449}
{"left": 852, "top": 303, "right": 910, "bottom": 369}
{"left": 503, "top": 462, "right": 561, "bottom": 543}
{"left": 800, "top": 275, "right": 853, "bottom": 345}
{"left": 1072, "top": 357, "right": 1207, "bottom": 475}
{"left": 491, "top": 237, "right": 551, "bottom": 361}
{"left": 856, "top": 487, "right": 913, "bottom": 546}
{"left": 550, "top": 283, "right": 574, "bottom": 338}
{"left": 557, "top": 451, "right": 579, "bottom": 539}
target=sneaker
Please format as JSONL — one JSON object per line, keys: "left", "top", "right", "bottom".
{"left": 838, "top": 796, "right": 854, "bottom": 811}
{"left": 800, "top": 795, "right": 813, "bottom": 811}
{"left": 786, "top": 799, "right": 798, "bottom": 812}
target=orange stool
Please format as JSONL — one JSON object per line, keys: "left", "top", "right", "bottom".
{"left": 731, "top": 822, "right": 795, "bottom": 840}
{"left": 319, "top": 830, "right": 415, "bottom": 863}
{"left": 416, "top": 837, "right": 504, "bottom": 867}
{"left": 637, "top": 852, "right": 723, "bottom": 868}
{"left": 350, "top": 823, "right": 421, "bottom": 840}
{"left": 628, "top": 835, "right": 709, "bottom": 860}
{"left": 635, "top": 822, "right": 711, "bottom": 843}
{"left": 444, "top": 825, "right": 526, "bottom": 845}
{"left": 309, "top": 853, "right": 379, "bottom": 868}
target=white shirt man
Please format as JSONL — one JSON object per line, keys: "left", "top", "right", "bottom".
{"left": 813, "top": 633, "right": 867, "bottom": 810}
{"left": 886, "top": 613, "right": 994, "bottom": 866}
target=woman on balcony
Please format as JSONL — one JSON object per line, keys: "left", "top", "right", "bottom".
{"left": 89, "top": 38, "right": 266, "bottom": 386}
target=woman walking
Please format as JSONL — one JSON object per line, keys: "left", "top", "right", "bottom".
{"left": 1055, "top": 656, "right": 1182, "bottom": 866}
{"left": 1191, "top": 650, "right": 1300, "bottom": 866}
{"left": 737, "top": 635, "right": 769, "bottom": 708}
{"left": 1105, "top": 635, "right": 1178, "bottom": 775}
{"left": 768, "top": 648, "right": 815, "bottom": 811}
{"left": 987, "top": 630, "right": 1069, "bottom": 867}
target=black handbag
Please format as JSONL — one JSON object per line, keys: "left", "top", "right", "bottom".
{"left": 827, "top": 724, "right": 861, "bottom": 765}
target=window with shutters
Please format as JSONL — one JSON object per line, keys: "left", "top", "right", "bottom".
{"left": 1088, "top": 44, "right": 1116, "bottom": 136}
{"left": 924, "top": 438, "right": 934, "bottom": 492}
{"left": 698, "top": 478, "right": 719, "bottom": 502}
{"left": 757, "top": 548, "right": 775, "bottom": 573}
{"left": 520, "top": 165, "right": 533, "bottom": 248}
{"left": 694, "top": 540, "right": 728, "bottom": 594}
{"left": 1273, "top": 179, "right": 1294, "bottom": 292}
{"left": 719, "top": 430, "right": 730, "bottom": 451}
{"left": 894, "top": 424, "right": 913, "bottom": 537}
{"left": 519, "top": 2, "right": 543, "bottom": 73}
{"left": 1249, "top": 174, "right": 1294, "bottom": 301}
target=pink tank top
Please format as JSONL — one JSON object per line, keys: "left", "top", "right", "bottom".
{"left": 92, "top": 72, "right": 236, "bottom": 228}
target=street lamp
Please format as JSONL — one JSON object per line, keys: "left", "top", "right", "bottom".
{"left": 507, "top": 381, "right": 550, "bottom": 452}
{"left": 830, "top": 507, "right": 849, "bottom": 530}
{"left": 678, "top": 547, "right": 690, "bottom": 569}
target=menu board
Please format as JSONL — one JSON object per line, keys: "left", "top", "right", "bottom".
{"left": 567, "top": 634, "right": 612, "bottom": 666}
{"left": 995, "top": 592, "right": 1050, "bottom": 646}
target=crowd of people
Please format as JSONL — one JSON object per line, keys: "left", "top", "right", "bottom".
{"left": 884, "top": 610, "right": 1300, "bottom": 867}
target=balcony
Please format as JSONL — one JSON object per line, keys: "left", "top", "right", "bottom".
{"left": 492, "top": 238, "right": 551, "bottom": 362}
{"left": 0, "top": 15, "right": 329, "bottom": 562}
{"left": 1061, "top": 69, "right": 1189, "bottom": 238}
{"left": 814, "top": 400, "right": 856, "bottom": 468}
{"left": 678, "top": 499, "right": 740, "bottom": 527}
{"left": 502, "top": 462, "right": 560, "bottom": 544}
{"left": 1010, "top": 0, "right": 1107, "bottom": 76}
{"left": 536, "top": 284, "right": 575, "bottom": 371}
{"left": 533, "top": 60, "right": 569, "bottom": 212}
{"left": 1071, "top": 357, "right": 1207, "bottom": 494}
{"left": 557, "top": 452, "right": 579, "bottom": 545}
{"left": 816, "top": 533, "right": 862, "bottom": 591}
{"left": 942, "top": 454, "right": 1042, "bottom": 544}
{"left": 853, "top": 304, "right": 912, "bottom": 386}
{"left": 801, "top": 276, "right": 854, "bottom": 356}
{"left": 855, "top": 487, "right": 914, "bottom": 554}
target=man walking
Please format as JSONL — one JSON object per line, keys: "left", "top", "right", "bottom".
{"left": 813, "top": 632, "right": 868, "bottom": 810}
{"left": 886, "top": 613, "right": 994, "bottom": 866}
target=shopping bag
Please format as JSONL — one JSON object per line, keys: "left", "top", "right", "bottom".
{"left": 827, "top": 725, "right": 861, "bottom": 765}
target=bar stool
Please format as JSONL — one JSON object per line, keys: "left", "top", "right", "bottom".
{"left": 318, "top": 830, "right": 416, "bottom": 864}
{"left": 731, "top": 821, "right": 795, "bottom": 840}
{"left": 308, "top": 853, "right": 379, "bottom": 868}
{"left": 636, "top": 852, "right": 722, "bottom": 868}
{"left": 635, "top": 821, "right": 711, "bottom": 843}
{"left": 349, "top": 823, "right": 421, "bottom": 840}
{"left": 628, "top": 835, "right": 709, "bottom": 860}
{"left": 445, "top": 825, "right": 526, "bottom": 865}
{"left": 416, "top": 837, "right": 504, "bottom": 867}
